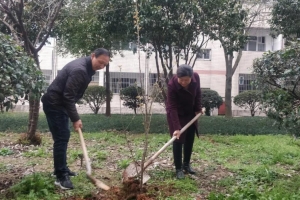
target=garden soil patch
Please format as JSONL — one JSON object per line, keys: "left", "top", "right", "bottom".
{"left": 0, "top": 167, "right": 24, "bottom": 195}
{"left": 64, "top": 178, "right": 177, "bottom": 200}
{"left": 0, "top": 133, "right": 234, "bottom": 199}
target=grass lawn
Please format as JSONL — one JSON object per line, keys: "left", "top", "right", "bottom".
{"left": 1, "top": 131, "right": 300, "bottom": 199}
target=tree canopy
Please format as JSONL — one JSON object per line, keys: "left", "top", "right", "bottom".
{"left": 54, "top": 0, "right": 134, "bottom": 56}
{"left": 0, "top": 33, "right": 44, "bottom": 108}
{"left": 270, "top": 0, "right": 300, "bottom": 40}
{"left": 253, "top": 42, "right": 300, "bottom": 136}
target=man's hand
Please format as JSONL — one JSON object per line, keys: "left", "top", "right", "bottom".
{"left": 73, "top": 119, "right": 83, "bottom": 131}
{"left": 173, "top": 130, "right": 181, "bottom": 139}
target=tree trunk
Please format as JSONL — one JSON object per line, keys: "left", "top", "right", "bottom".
{"left": 250, "top": 106, "right": 255, "bottom": 117}
{"left": 154, "top": 47, "right": 167, "bottom": 105}
{"left": 105, "top": 64, "right": 111, "bottom": 117}
{"left": 205, "top": 107, "right": 211, "bottom": 116}
{"left": 223, "top": 46, "right": 243, "bottom": 118}
{"left": 225, "top": 56, "right": 233, "bottom": 118}
{"left": 27, "top": 93, "right": 41, "bottom": 144}
{"left": 27, "top": 53, "right": 41, "bottom": 145}
{"left": 95, "top": 107, "right": 99, "bottom": 114}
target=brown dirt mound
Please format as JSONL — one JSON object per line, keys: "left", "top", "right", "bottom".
{"left": 100, "top": 178, "right": 154, "bottom": 200}
{"left": 63, "top": 178, "right": 155, "bottom": 200}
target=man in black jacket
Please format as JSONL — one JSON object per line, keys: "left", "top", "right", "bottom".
{"left": 41, "top": 48, "right": 110, "bottom": 189}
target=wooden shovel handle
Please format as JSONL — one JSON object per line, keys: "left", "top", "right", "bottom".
{"left": 143, "top": 112, "right": 202, "bottom": 169}
{"left": 78, "top": 128, "right": 110, "bottom": 190}
{"left": 78, "top": 128, "right": 92, "bottom": 175}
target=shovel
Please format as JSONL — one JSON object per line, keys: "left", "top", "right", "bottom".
{"left": 78, "top": 128, "right": 110, "bottom": 190}
{"left": 122, "top": 112, "right": 202, "bottom": 184}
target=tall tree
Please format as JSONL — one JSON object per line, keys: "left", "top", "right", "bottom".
{"left": 138, "top": 0, "right": 208, "bottom": 101}
{"left": 256, "top": 0, "right": 300, "bottom": 136}
{"left": 253, "top": 42, "right": 300, "bottom": 136}
{"left": 0, "top": 0, "right": 64, "bottom": 142}
{"left": 54, "top": 0, "right": 135, "bottom": 116}
{"left": 199, "top": 0, "right": 270, "bottom": 117}
{"left": 56, "top": 0, "right": 210, "bottom": 105}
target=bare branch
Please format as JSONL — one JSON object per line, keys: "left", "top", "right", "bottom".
{"left": 0, "top": 18, "right": 20, "bottom": 43}
{"left": 12, "top": 0, "right": 35, "bottom": 55}
{"left": 189, "top": 34, "right": 209, "bottom": 67}
{"left": 36, "top": 0, "right": 64, "bottom": 52}
{"left": 34, "top": 2, "right": 51, "bottom": 46}
{"left": 232, "top": 49, "right": 243, "bottom": 75}
{"left": 0, "top": 1, "right": 20, "bottom": 27}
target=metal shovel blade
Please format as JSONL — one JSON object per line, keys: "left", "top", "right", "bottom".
{"left": 122, "top": 162, "right": 151, "bottom": 184}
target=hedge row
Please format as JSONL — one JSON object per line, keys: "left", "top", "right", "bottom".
{"left": 0, "top": 113, "right": 288, "bottom": 135}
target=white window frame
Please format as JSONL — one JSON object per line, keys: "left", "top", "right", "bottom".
{"left": 91, "top": 71, "right": 99, "bottom": 82}
{"left": 105, "top": 72, "right": 144, "bottom": 94}
{"left": 196, "top": 49, "right": 211, "bottom": 60}
{"left": 243, "top": 36, "right": 266, "bottom": 52}
{"left": 238, "top": 74, "right": 257, "bottom": 93}
{"left": 41, "top": 69, "right": 52, "bottom": 84}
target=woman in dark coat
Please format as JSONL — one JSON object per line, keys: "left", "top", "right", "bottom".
{"left": 166, "top": 64, "right": 202, "bottom": 179}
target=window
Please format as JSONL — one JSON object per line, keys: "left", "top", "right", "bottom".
{"left": 105, "top": 72, "right": 144, "bottom": 93}
{"left": 238, "top": 74, "right": 257, "bottom": 93}
{"left": 149, "top": 73, "right": 159, "bottom": 87}
{"left": 196, "top": 49, "right": 211, "bottom": 60}
{"left": 41, "top": 70, "right": 52, "bottom": 84}
{"left": 91, "top": 71, "right": 99, "bottom": 83}
{"left": 243, "top": 36, "right": 266, "bottom": 52}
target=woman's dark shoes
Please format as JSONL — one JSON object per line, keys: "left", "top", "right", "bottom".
{"left": 183, "top": 164, "right": 196, "bottom": 174}
{"left": 176, "top": 169, "right": 185, "bottom": 179}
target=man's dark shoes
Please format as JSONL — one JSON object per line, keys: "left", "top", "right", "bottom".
{"left": 55, "top": 174, "right": 74, "bottom": 190}
{"left": 176, "top": 169, "right": 185, "bottom": 179}
{"left": 52, "top": 170, "right": 77, "bottom": 177}
{"left": 183, "top": 164, "right": 196, "bottom": 174}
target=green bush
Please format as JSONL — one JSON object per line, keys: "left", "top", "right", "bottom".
{"left": 0, "top": 113, "right": 289, "bottom": 135}
{"left": 201, "top": 89, "right": 223, "bottom": 116}
{"left": 120, "top": 85, "right": 145, "bottom": 114}
{"left": 9, "top": 173, "right": 60, "bottom": 200}
{"left": 233, "top": 90, "right": 262, "bottom": 117}
{"left": 82, "top": 86, "right": 112, "bottom": 114}
{"left": 0, "top": 147, "right": 14, "bottom": 156}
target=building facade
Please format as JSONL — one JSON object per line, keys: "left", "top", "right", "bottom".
{"left": 36, "top": 26, "right": 284, "bottom": 115}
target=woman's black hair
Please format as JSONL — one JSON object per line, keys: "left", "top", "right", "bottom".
{"left": 93, "top": 48, "right": 110, "bottom": 57}
{"left": 176, "top": 64, "right": 193, "bottom": 78}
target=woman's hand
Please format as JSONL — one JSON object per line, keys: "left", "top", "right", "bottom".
{"left": 195, "top": 110, "right": 204, "bottom": 115}
{"left": 173, "top": 130, "right": 181, "bottom": 139}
